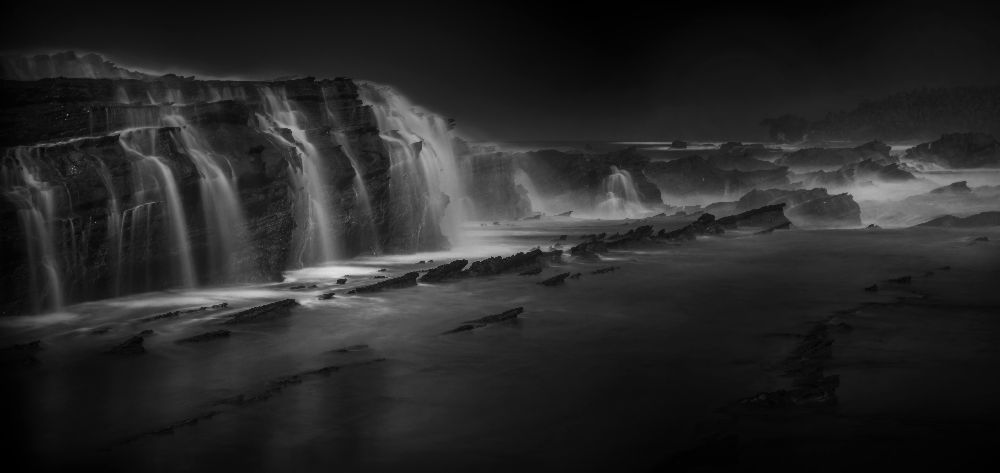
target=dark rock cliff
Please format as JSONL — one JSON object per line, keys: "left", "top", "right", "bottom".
{"left": 0, "top": 75, "right": 446, "bottom": 315}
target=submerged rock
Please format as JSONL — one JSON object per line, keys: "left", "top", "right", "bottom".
{"left": 462, "top": 249, "right": 561, "bottom": 277}
{"left": 519, "top": 267, "right": 543, "bottom": 276}
{"left": 175, "top": 330, "right": 231, "bottom": 344}
{"left": 105, "top": 336, "right": 145, "bottom": 355}
{"left": 916, "top": 211, "right": 1000, "bottom": 228}
{"left": 348, "top": 272, "right": 419, "bottom": 294}
{"left": 538, "top": 272, "right": 571, "bottom": 286}
{"left": 223, "top": 299, "right": 299, "bottom": 324}
{"left": 418, "top": 260, "right": 468, "bottom": 283}
{"left": 443, "top": 307, "right": 525, "bottom": 334}
{"left": 591, "top": 266, "right": 620, "bottom": 275}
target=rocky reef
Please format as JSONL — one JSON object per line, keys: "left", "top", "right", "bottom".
{"left": 645, "top": 155, "right": 789, "bottom": 199}
{"left": 904, "top": 133, "right": 1000, "bottom": 169}
{"left": 776, "top": 141, "right": 892, "bottom": 171}
{"left": 705, "top": 188, "right": 861, "bottom": 228}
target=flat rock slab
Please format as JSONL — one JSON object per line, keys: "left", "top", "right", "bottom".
{"left": 222, "top": 299, "right": 299, "bottom": 324}
{"left": 175, "top": 330, "right": 232, "bottom": 344}
{"left": 443, "top": 307, "right": 525, "bottom": 334}
{"left": 348, "top": 272, "right": 419, "bottom": 294}
{"left": 539, "top": 272, "right": 571, "bottom": 286}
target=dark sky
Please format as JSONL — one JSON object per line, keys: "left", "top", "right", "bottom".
{"left": 3, "top": 1, "right": 999, "bottom": 141}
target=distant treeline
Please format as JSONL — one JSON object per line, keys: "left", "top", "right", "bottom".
{"left": 761, "top": 85, "right": 1000, "bottom": 143}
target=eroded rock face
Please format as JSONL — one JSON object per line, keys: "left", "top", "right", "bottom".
{"left": 905, "top": 133, "right": 1000, "bottom": 168}
{"left": 460, "top": 148, "right": 532, "bottom": 220}
{"left": 799, "top": 159, "right": 916, "bottom": 188}
{"left": 512, "top": 148, "right": 663, "bottom": 207}
{"left": 0, "top": 74, "right": 447, "bottom": 315}
{"left": 917, "top": 211, "right": 1000, "bottom": 227}
{"left": 776, "top": 141, "right": 892, "bottom": 171}
{"left": 732, "top": 188, "right": 861, "bottom": 228}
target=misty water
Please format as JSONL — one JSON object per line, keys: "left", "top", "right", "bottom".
{"left": 6, "top": 215, "right": 999, "bottom": 471}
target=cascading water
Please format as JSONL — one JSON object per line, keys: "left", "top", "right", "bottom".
{"left": 161, "top": 111, "right": 247, "bottom": 279}
{"left": 358, "top": 83, "right": 470, "bottom": 246}
{"left": 596, "top": 166, "right": 648, "bottom": 218}
{"left": 1, "top": 147, "right": 65, "bottom": 312}
{"left": 118, "top": 129, "right": 198, "bottom": 288}
{"left": 256, "top": 86, "right": 340, "bottom": 265}
{"left": 322, "top": 86, "right": 380, "bottom": 254}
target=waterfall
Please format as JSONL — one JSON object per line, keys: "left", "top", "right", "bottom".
{"left": 162, "top": 111, "right": 247, "bottom": 279}
{"left": 93, "top": 158, "right": 123, "bottom": 295}
{"left": 322, "top": 86, "right": 380, "bottom": 254}
{"left": 255, "top": 86, "right": 340, "bottom": 264}
{"left": 1, "top": 147, "right": 65, "bottom": 312}
{"left": 596, "top": 166, "right": 648, "bottom": 218}
{"left": 358, "top": 83, "right": 470, "bottom": 245}
{"left": 119, "top": 130, "right": 198, "bottom": 288}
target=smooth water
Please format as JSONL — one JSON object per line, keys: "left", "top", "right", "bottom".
{"left": 7, "top": 217, "right": 999, "bottom": 471}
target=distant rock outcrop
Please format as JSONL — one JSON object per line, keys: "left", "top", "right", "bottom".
{"left": 799, "top": 159, "right": 916, "bottom": 188}
{"left": 732, "top": 188, "right": 861, "bottom": 227}
{"left": 929, "top": 181, "right": 973, "bottom": 195}
{"left": 916, "top": 211, "right": 1000, "bottom": 228}
{"left": 645, "top": 155, "right": 789, "bottom": 198}
{"left": 904, "top": 133, "right": 1000, "bottom": 168}
{"left": 776, "top": 141, "right": 892, "bottom": 171}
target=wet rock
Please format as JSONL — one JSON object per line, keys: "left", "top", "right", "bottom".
{"left": 419, "top": 259, "right": 468, "bottom": 283}
{"left": 105, "top": 336, "right": 145, "bottom": 355}
{"left": 538, "top": 272, "right": 571, "bottom": 286}
{"left": 569, "top": 239, "right": 609, "bottom": 258}
{"left": 142, "top": 303, "right": 229, "bottom": 323}
{"left": 905, "top": 132, "right": 1000, "bottom": 168}
{"left": 930, "top": 181, "right": 973, "bottom": 194}
{"left": 333, "top": 344, "right": 369, "bottom": 353}
{"left": 731, "top": 189, "right": 860, "bottom": 228}
{"left": 670, "top": 140, "right": 688, "bottom": 149}
{"left": 917, "top": 212, "right": 1000, "bottom": 228}
{"left": 972, "top": 236, "right": 989, "bottom": 242}
{"left": 317, "top": 292, "right": 336, "bottom": 300}
{"left": 556, "top": 210, "right": 573, "bottom": 217}
{"left": 336, "top": 278, "right": 347, "bottom": 285}
{"left": 176, "top": 330, "right": 231, "bottom": 344}
{"left": 591, "top": 266, "right": 620, "bottom": 275}
{"left": 372, "top": 276, "right": 387, "bottom": 279}
{"left": 462, "top": 249, "right": 560, "bottom": 277}
{"left": 223, "top": 299, "right": 299, "bottom": 324}
{"left": 443, "top": 307, "right": 524, "bottom": 334}
{"left": 569, "top": 272, "right": 582, "bottom": 279}
{"left": 716, "top": 204, "right": 790, "bottom": 230}
{"left": 90, "top": 326, "right": 113, "bottom": 335}
{"left": 348, "top": 272, "right": 419, "bottom": 294}
{"left": 754, "top": 221, "right": 791, "bottom": 234}
{"left": 866, "top": 223, "right": 881, "bottom": 230}
{"left": 519, "top": 267, "right": 543, "bottom": 276}
{"left": 864, "top": 284, "right": 879, "bottom": 292}
{"left": 777, "top": 140, "right": 891, "bottom": 170}
{"left": 377, "top": 268, "right": 387, "bottom": 272}
{"left": 659, "top": 213, "right": 725, "bottom": 240}
{"left": 289, "top": 284, "right": 317, "bottom": 290}
{"left": 10, "top": 340, "right": 42, "bottom": 351}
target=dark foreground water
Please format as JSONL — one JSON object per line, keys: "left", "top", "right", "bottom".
{"left": 4, "top": 217, "right": 1000, "bottom": 472}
